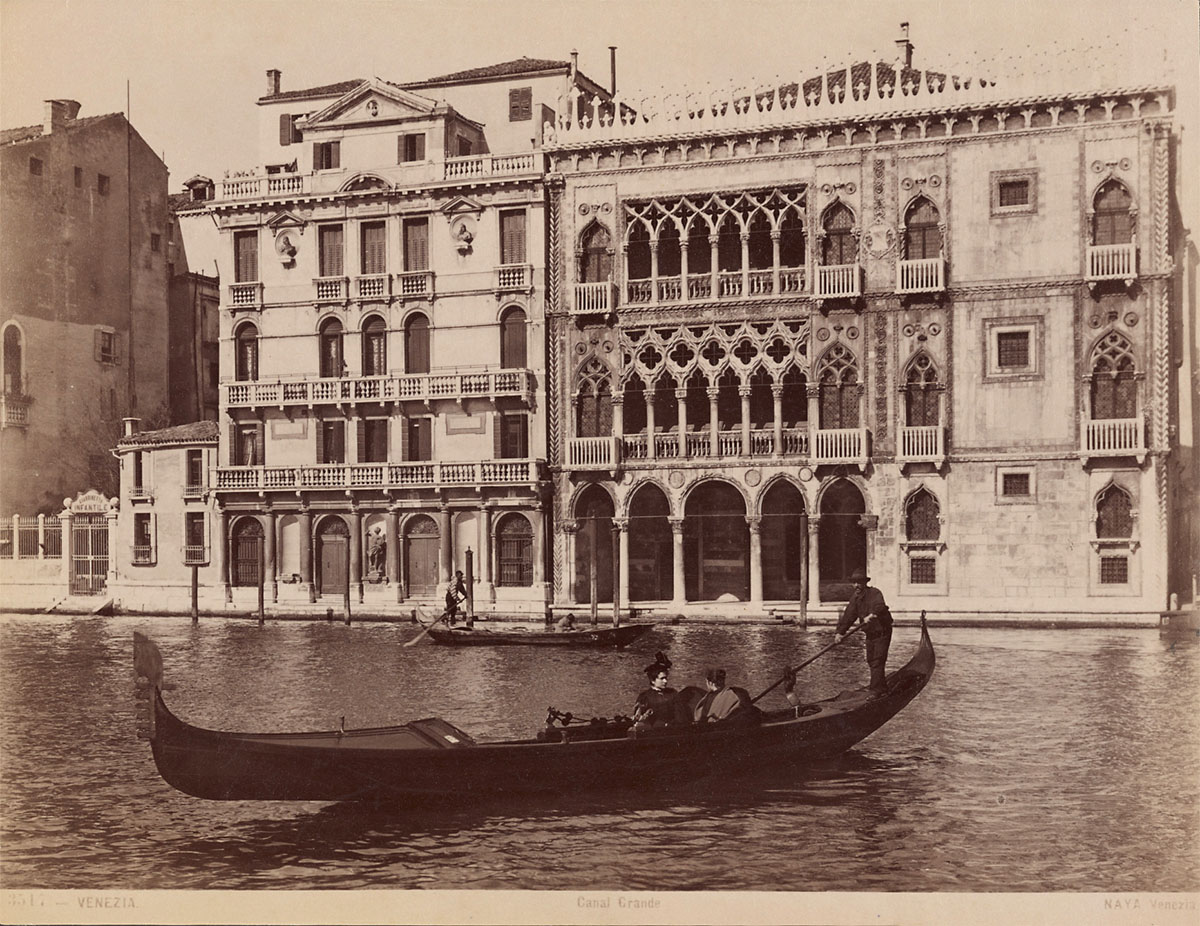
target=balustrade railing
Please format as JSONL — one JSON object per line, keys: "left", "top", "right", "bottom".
{"left": 654, "top": 434, "right": 680, "bottom": 457}
{"left": 717, "top": 271, "right": 743, "bottom": 298}
{"left": 816, "top": 263, "right": 861, "bottom": 298}
{"left": 747, "top": 270, "right": 773, "bottom": 295}
{"left": 897, "top": 257, "right": 945, "bottom": 294}
{"left": 779, "top": 268, "right": 805, "bottom": 294}
{"left": 0, "top": 393, "right": 31, "bottom": 428}
{"left": 183, "top": 545, "right": 208, "bottom": 565}
{"left": 812, "top": 427, "right": 869, "bottom": 466}
{"left": 1082, "top": 416, "right": 1145, "bottom": 458}
{"left": 443, "top": 152, "right": 539, "bottom": 179}
{"left": 216, "top": 459, "right": 544, "bottom": 491}
{"left": 228, "top": 282, "right": 262, "bottom": 310}
{"left": 626, "top": 279, "right": 653, "bottom": 304}
{"left": 568, "top": 436, "right": 618, "bottom": 467}
{"left": 618, "top": 266, "right": 807, "bottom": 306}
{"left": 222, "top": 369, "right": 534, "bottom": 408}
{"left": 780, "top": 427, "right": 809, "bottom": 455}
{"left": 132, "top": 545, "right": 154, "bottom": 565}
{"left": 495, "top": 263, "right": 532, "bottom": 291}
{"left": 657, "top": 276, "right": 683, "bottom": 302}
{"left": 598, "top": 426, "right": 812, "bottom": 467}
{"left": 314, "top": 276, "right": 347, "bottom": 301}
{"left": 129, "top": 484, "right": 153, "bottom": 500}
{"left": 1087, "top": 244, "right": 1137, "bottom": 282}
{"left": 356, "top": 274, "right": 390, "bottom": 298}
{"left": 572, "top": 281, "right": 613, "bottom": 314}
{"left": 183, "top": 483, "right": 206, "bottom": 498}
{"left": 687, "top": 273, "right": 712, "bottom": 299}
{"left": 898, "top": 425, "right": 944, "bottom": 460}
{"left": 396, "top": 270, "right": 433, "bottom": 297}
{"left": 621, "top": 435, "right": 648, "bottom": 459}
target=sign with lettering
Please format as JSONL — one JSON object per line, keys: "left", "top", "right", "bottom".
{"left": 69, "top": 490, "right": 114, "bottom": 514}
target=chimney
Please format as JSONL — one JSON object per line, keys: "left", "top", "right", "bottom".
{"left": 122, "top": 417, "right": 141, "bottom": 438}
{"left": 895, "top": 22, "right": 914, "bottom": 70}
{"left": 266, "top": 69, "right": 281, "bottom": 96}
{"left": 43, "top": 99, "right": 81, "bottom": 135}
{"left": 609, "top": 46, "right": 617, "bottom": 95}
{"left": 569, "top": 49, "right": 578, "bottom": 82}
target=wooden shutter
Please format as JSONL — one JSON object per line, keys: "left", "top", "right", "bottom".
{"left": 500, "top": 309, "right": 526, "bottom": 369}
{"left": 331, "top": 141, "right": 340, "bottom": 168}
{"left": 509, "top": 87, "right": 533, "bottom": 122}
{"left": 256, "top": 422, "right": 266, "bottom": 465}
{"left": 319, "top": 225, "right": 344, "bottom": 277}
{"left": 279, "top": 113, "right": 293, "bottom": 146}
{"left": 235, "top": 231, "right": 258, "bottom": 282}
{"left": 400, "top": 415, "right": 409, "bottom": 461}
{"left": 356, "top": 418, "right": 366, "bottom": 463}
{"left": 494, "top": 413, "right": 503, "bottom": 458}
{"left": 361, "top": 222, "right": 386, "bottom": 274}
{"left": 403, "top": 219, "right": 428, "bottom": 271}
{"left": 417, "top": 419, "right": 432, "bottom": 460}
{"left": 500, "top": 211, "right": 526, "bottom": 264}
{"left": 94, "top": 329, "right": 104, "bottom": 362}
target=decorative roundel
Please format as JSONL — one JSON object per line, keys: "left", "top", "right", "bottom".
{"left": 820, "top": 184, "right": 832, "bottom": 196}
{"left": 578, "top": 204, "right": 590, "bottom": 215}
{"left": 600, "top": 203, "right": 613, "bottom": 214}
{"left": 816, "top": 328, "right": 831, "bottom": 341}
{"left": 1088, "top": 315, "right": 1102, "bottom": 328}
{"left": 902, "top": 324, "right": 916, "bottom": 337}
{"left": 927, "top": 323, "right": 941, "bottom": 337}
{"left": 901, "top": 178, "right": 913, "bottom": 191}
{"left": 846, "top": 182, "right": 857, "bottom": 194}
{"left": 1119, "top": 158, "right": 1132, "bottom": 171}
{"left": 847, "top": 327, "right": 859, "bottom": 340}
{"left": 575, "top": 342, "right": 588, "bottom": 354}
{"left": 1091, "top": 161, "right": 1104, "bottom": 173}
{"left": 602, "top": 340, "right": 614, "bottom": 353}
{"left": 668, "top": 471, "right": 685, "bottom": 488}
{"left": 929, "top": 175, "right": 942, "bottom": 187}
{"left": 1124, "top": 312, "right": 1139, "bottom": 327}
{"left": 797, "top": 466, "right": 814, "bottom": 482}
{"left": 621, "top": 471, "right": 635, "bottom": 485}
{"left": 744, "top": 469, "right": 761, "bottom": 487}
{"left": 873, "top": 181, "right": 884, "bottom": 195}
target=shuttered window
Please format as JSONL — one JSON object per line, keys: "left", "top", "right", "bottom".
{"left": 361, "top": 316, "right": 387, "bottom": 376}
{"left": 319, "top": 319, "right": 344, "bottom": 378}
{"left": 234, "top": 231, "right": 258, "bottom": 282}
{"left": 403, "top": 218, "right": 429, "bottom": 271}
{"left": 821, "top": 204, "right": 857, "bottom": 265}
{"left": 278, "top": 113, "right": 302, "bottom": 146}
{"left": 359, "top": 419, "right": 388, "bottom": 463}
{"left": 360, "top": 222, "right": 386, "bottom": 274}
{"left": 319, "top": 225, "right": 344, "bottom": 277}
{"left": 500, "top": 210, "right": 526, "bottom": 265}
{"left": 580, "top": 224, "right": 612, "bottom": 283}
{"left": 235, "top": 324, "right": 258, "bottom": 381}
{"left": 398, "top": 133, "right": 426, "bottom": 163}
{"left": 498, "top": 412, "right": 528, "bottom": 459}
{"left": 404, "top": 314, "right": 430, "bottom": 374}
{"left": 313, "top": 141, "right": 340, "bottom": 170}
{"left": 509, "top": 87, "right": 533, "bottom": 122}
{"left": 500, "top": 308, "right": 526, "bottom": 369}
{"left": 406, "top": 418, "right": 432, "bottom": 461}
{"left": 235, "top": 424, "right": 263, "bottom": 466}
{"left": 319, "top": 420, "right": 345, "bottom": 464}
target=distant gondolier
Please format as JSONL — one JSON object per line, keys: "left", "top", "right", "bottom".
{"left": 444, "top": 570, "right": 469, "bottom": 626}
{"left": 834, "top": 569, "right": 893, "bottom": 698}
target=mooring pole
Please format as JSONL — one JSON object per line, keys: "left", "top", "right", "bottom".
{"left": 611, "top": 523, "right": 620, "bottom": 628}
{"left": 191, "top": 563, "right": 199, "bottom": 624}
{"left": 343, "top": 539, "right": 351, "bottom": 624}
{"left": 799, "top": 510, "right": 809, "bottom": 629}
{"left": 589, "top": 518, "right": 598, "bottom": 627}
{"left": 465, "top": 547, "right": 475, "bottom": 620}
{"left": 257, "top": 541, "right": 265, "bottom": 626}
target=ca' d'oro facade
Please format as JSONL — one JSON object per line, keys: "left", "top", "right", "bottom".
{"left": 541, "top": 36, "right": 1183, "bottom": 624}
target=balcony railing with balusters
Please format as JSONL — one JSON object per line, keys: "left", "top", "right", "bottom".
{"left": 812, "top": 427, "right": 869, "bottom": 469}
{"left": 572, "top": 281, "right": 613, "bottom": 314}
{"left": 1081, "top": 415, "right": 1146, "bottom": 463}
{"left": 395, "top": 270, "right": 433, "bottom": 298}
{"left": 356, "top": 274, "right": 391, "bottom": 299}
{"left": 567, "top": 436, "right": 620, "bottom": 469}
{"left": 227, "top": 281, "right": 263, "bottom": 311}
{"left": 815, "top": 263, "right": 861, "bottom": 299}
{"left": 443, "top": 152, "right": 539, "bottom": 180}
{"left": 1086, "top": 244, "right": 1137, "bottom": 285}
{"left": 215, "top": 459, "right": 545, "bottom": 492}
{"left": 222, "top": 368, "right": 535, "bottom": 409}
{"left": 129, "top": 484, "right": 154, "bottom": 502}
{"left": 619, "top": 266, "right": 810, "bottom": 308}
{"left": 0, "top": 393, "right": 31, "bottom": 428}
{"left": 495, "top": 263, "right": 532, "bottom": 294}
{"left": 578, "top": 426, "right": 811, "bottom": 468}
{"left": 896, "top": 257, "right": 945, "bottom": 294}
{"left": 898, "top": 425, "right": 945, "bottom": 464}
{"left": 313, "top": 276, "right": 348, "bottom": 302}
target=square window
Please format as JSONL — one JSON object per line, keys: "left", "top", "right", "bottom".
{"left": 29, "top": 156, "right": 43, "bottom": 176}
{"left": 1099, "top": 556, "right": 1129, "bottom": 584}
{"left": 313, "top": 141, "right": 340, "bottom": 170}
{"left": 398, "top": 132, "right": 425, "bottom": 163}
{"left": 133, "top": 513, "right": 154, "bottom": 564}
{"left": 98, "top": 174, "right": 110, "bottom": 195}
{"left": 996, "top": 331, "right": 1029, "bottom": 369}
{"left": 1002, "top": 472, "right": 1030, "bottom": 496}
{"left": 509, "top": 87, "right": 533, "bottom": 122}
{"left": 910, "top": 557, "right": 937, "bottom": 584}
{"left": 74, "top": 166, "right": 83, "bottom": 188}
{"left": 990, "top": 169, "right": 1037, "bottom": 216}
{"left": 95, "top": 328, "right": 117, "bottom": 364}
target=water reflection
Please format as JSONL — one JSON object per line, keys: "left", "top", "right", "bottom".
{"left": 1, "top": 614, "right": 1197, "bottom": 892}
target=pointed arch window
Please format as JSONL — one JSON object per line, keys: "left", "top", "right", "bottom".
{"left": 779, "top": 210, "right": 805, "bottom": 267}
{"left": 404, "top": 314, "right": 430, "bottom": 374}
{"left": 496, "top": 514, "right": 533, "bottom": 587}
{"left": 821, "top": 203, "right": 857, "bottom": 265}
{"left": 905, "top": 353, "right": 940, "bottom": 427}
{"left": 361, "top": 316, "right": 387, "bottom": 376}
{"left": 1096, "top": 485, "right": 1133, "bottom": 539}
{"left": 318, "top": 318, "right": 344, "bottom": 378}
{"left": 579, "top": 224, "right": 612, "bottom": 283}
{"left": 500, "top": 307, "right": 527, "bottom": 369}
{"left": 235, "top": 323, "right": 259, "bottom": 382}
{"left": 1090, "top": 332, "right": 1137, "bottom": 419}
{"left": 575, "top": 358, "right": 613, "bottom": 438}
{"left": 626, "top": 222, "right": 651, "bottom": 280}
{"left": 904, "top": 198, "right": 942, "bottom": 260}
{"left": 905, "top": 488, "right": 941, "bottom": 541}
{"left": 3, "top": 324, "right": 24, "bottom": 395}
{"left": 1093, "top": 181, "right": 1133, "bottom": 246}
{"left": 817, "top": 344, "right": 859, "bottom": 428}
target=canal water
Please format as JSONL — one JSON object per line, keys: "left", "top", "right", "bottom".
{"left": 0, "top": 613, "right": 1196, "bottom": 893}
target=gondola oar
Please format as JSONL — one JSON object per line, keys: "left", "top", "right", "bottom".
{"left": 404, "top": 609, "right": 447, "bottom": 647}
{"left": 749, "top": 622, "right": 866, "bottom": 705}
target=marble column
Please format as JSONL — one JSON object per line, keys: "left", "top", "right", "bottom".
{"left": 646, "top": 396, "right": 657, "bottom": 460}
{"left": 679, "top": 242, "right": 690, "bottom": 304}
{"left": 614, "top": 517, "right": 629, "bottom": 612}
{"left": 438, "top": 506, "right": 452, "bottom": 585}
{"left": 386, "top": 509, "right": 400, "bottom": 597}
{"left": 747, "top": 515, "right": 763, "bottom": 607}
{"left": 739, "top": 385, "right": 752, "bottom": 456}
{"left": 350, "top": 508, "right": 363, "bottom": 603}
{"left": 264, "top": 508, "right": 277, "bottom": 601}
{"left": 807, "top": 384, "right": 821, "bottom": 463}
{"left": 772, "top": 384, "right": 784, "bottom": 457}
{"left": 532, "top": 506, "right": 546, "bottom": 586}
{"left": 676, "top": 386, "right": 688, "bottom": 457}
{"left": 740, "top": 232, "right": 750, "bottom": 296}
{"left": 807, "top": 515, "right": 821, "bottom": 609}
{"left": 771, "top": 231, "right": 781, "bottom": 293}
{"left": 669, "top": 517, "right": 686, "bottom": 608}
{"left": 299, "top": 508, "right": 314, "bottom": 602}
{"left": 708, "top": 234, "right": 719, "bottom": 298}
{"left": 480, "top": 504, "right": 494, "bottom": 602}
{"left": 562, "top": 519, "right": 579, "bottom": 604}
{"left": 708, "top": 386, "right": 720, "bottom": 456}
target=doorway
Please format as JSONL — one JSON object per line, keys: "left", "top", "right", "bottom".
{"left": 818, "top": 479, "right": 866, "bottom": 601}
{"left": 404, "top": 514, "right": 439, "bottom": 596}
{"left": 316, "top": 517, "right": 349, "bottom": 596}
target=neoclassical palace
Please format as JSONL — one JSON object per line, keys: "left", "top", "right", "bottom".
{"left": 540, "top": 40, "right": 1184, "bottom": 622}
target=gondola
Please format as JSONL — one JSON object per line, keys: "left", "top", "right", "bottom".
{"left": 422, "top": 620, "right": 655, "bottom": 648}
{"left": 132, "top": 619, "right": 934, "bottom": 802}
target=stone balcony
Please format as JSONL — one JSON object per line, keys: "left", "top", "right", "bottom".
{"left": 567, "top": 426, "right": 818, "bottom": 469}
{"left": 214, "top": 458, "right": 545, "bottom": 492}
{"left": 0, "top": 392, "right": 31, "bottom": 429}
{"left": 227, "top": 281, "right": 264, "bottom": 312}
{"left": 1081, "top": 415, "right": 1146, "bottom": 464}
{"left": 622, "top": 268, "right": 805, "bottom": 308}
{"left": 896, "top": 257, "right": 945, "bottom": 294}
{"left": 811, "top": 426, "right": 869, "bottom": 470}
{"left": 815, "top": 263, "right": 861, "bottom": 300}
{"left": 572, "top": 281, "right": 614, "bottom": 314}
{"left": 897, "top": 424, "right": 946, "bottom": 466}
{"left": 1086, "top": 243, "right": 1137, "bottom": 288}
{"left": 222, "top": 368, "right": 536, "bottom": 410}
{"left": 495, "top": 263, "right": 533, "bottom": 296}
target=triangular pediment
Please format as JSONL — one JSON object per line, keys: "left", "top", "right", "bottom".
{"left": 266, "top": 210, "right": 305, "bottom": 230}
{"left": 302, "top": 78, "right": 442, "bottom": 131}
{"left": 440, "top": 196, "right": 485, "bottom": 218}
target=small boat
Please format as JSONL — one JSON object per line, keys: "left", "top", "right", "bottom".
{"left": 132, "top": 618, "right": 935, "bottom": 802}
{"left": 423, "top": 620, "right": 655, "bottom": 648}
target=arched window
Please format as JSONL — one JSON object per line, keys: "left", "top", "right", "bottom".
{"left": 500, "top": 307, "right": 527, "bottom": 369}
{"left": 626, "top": 222, "right": 651, "bottom": 280}
{"left": 747, "top": 212, "right": 773, "bottom": 270}
{"left": 657, "top": 221, "right": 681, "bottom": 277}
{"left": 716, "top": 213, "right": 741, "bottom": 272}
{"left": 579, "top": 224, "right": 612, "bottom": 283}
{"left": 817, "top": 344, "right": 859, "bottom": 428}
{"left": 1093, "top": 181, "right": 1133, "bottom": 246}
{"left": 1090, "top": 332, "right": 1137, "bottom": 419}
{"left": 821, "top": 203, "right": 857, "bottom": 265}
{"left": 3, "top": 324, "right": 24, "bottom": 395}
{"left": 361, "top": 315, "right": 387, "bottom": 377}
{"left": 231, "top": 518, "right": 264, "bottom": 587}
{"left": 234, "top": 323, "right": 259, "bottom": 382}
{"left": 496, "top": 514, "right": 533, "bottom": 587}
{"left": 1096, "top": 485, "right": 1133, "bottom": 539}
{"left": 779, "top": 210, "right": 805, "bottom": 267}
{"left": 404, "top": 313, "right": 430, "bottom": 374}
{"left": 686, "top": 218, "right": 711, "bottom": 274}
{"left": 905, "top": 488, "right": 940, "bottom": 541}
{"left": 318, "top": 318, "right": 344, "bottom": 378}
{"left": 905, "top": 353, "right": 940, "bottom": 427}
{"left": 904, "top": 198, "right": 942, "bottom": 260}
{"left": 575, "top": 358, "right": 613, "bottom": 438}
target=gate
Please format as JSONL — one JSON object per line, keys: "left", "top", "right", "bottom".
{"left": 71, "top": 514, "right": 109, "bottom": 595}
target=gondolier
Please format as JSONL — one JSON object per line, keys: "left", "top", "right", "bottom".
{"left": 834, "top": 569, "right": 893, "bottom": 698}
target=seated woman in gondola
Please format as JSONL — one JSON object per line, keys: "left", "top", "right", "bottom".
{"left": 631, "top": 653, "right": 688, "bottom": 729}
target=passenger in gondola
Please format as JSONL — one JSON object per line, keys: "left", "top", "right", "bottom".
{"left": 834, "top": 568, "right": 893, "bottom": 698}
{"left": 631, "top": 652, "right": 684, "bottom": 729}
{"left": 553, "top": 613, "right": 576, "bottom": 632}
{"left": 692, "top": 669, "right": 756, "bottom": 724}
